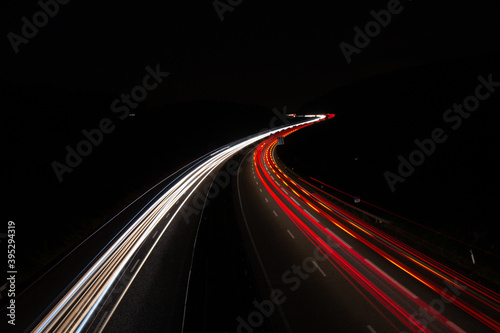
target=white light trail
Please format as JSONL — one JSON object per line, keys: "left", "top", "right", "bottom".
{"left": 32, "top": 117, "right": 322, "bottom": 333}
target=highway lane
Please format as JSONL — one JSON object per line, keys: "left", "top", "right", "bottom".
{"left": 267, "top": 151, "right": 500, "bottom": 331}
{"left": 235, "top": 134, "right": 401, "bottom": 332}
{"left": 7, "top": 112, "right": 495, "bottom": 333}
{"left": 234, "top": 127, "right": 500, "bottom": 332}
{"left": 106, "top": 148, "right": 272, "bottom": 333}
{"left": 6, "top": 117, "right": 322, "bottom": 333}
{"left": 102, "top": 159, "right": 228, "bottom": 333}
{"left": 1, "top": 151, "right": 220, "bottom": 332}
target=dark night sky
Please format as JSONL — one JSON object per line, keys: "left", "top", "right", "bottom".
{"left": 3, "top": 0, "right": 500, "bottom": 112}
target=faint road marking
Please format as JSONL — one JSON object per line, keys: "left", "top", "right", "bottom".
{"left": 93, "top": 311, "right": 109, "bottom": 333}
{"left": 326, "top": 228, "right": 353, "bottom": 249}
{"left": 446, "top": 321, "right": 466, "bottom": 333}
{"left": 313, "top": 260, "right": 326, "bottom": 277}
{"left": 303, "top": 208, "right": 319, "bottom": 222}
{"left": 287, "top": 230, "right": 295, "bottom": 239}
{"left": 365, "top": 259, "right": 418, "bottom": 299}
{"left": 130, "top": 259, "right": 140, "bottom": 273}
{"left": 291, "top": 197, "right": 301, "bottom": 207}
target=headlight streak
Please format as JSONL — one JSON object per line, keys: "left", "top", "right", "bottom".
{"left": 32, "top": 117, "right": 322, "bottom": 333}
{"left": 84, "top": 146, "right": 253, "bottom": 332}
{"left": 254, "top": 134, "right": 483, "bottom": 332}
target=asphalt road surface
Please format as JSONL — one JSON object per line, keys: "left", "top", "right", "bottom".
{"left": 232, "top": 129, "right": 500, "bottom": 332}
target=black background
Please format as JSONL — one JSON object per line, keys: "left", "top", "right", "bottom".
{"left": 2, "top": 0, "right": 500, "bottom": 287}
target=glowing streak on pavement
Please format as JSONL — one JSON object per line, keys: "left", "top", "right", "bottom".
{"left": 32, "top": 116, "right": 323, "bottom": 333}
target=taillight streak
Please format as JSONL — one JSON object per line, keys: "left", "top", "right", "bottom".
{"left": 254, "top": 137, "right": 454, "bottom": 332}
{"left": 260, "top": 135, "right": 500, "bottom": 331}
